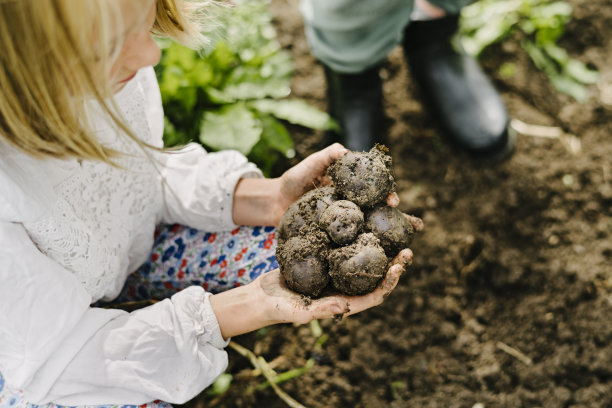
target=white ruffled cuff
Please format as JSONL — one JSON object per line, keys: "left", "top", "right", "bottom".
{"left": 198, "top": 291, "right": 230, "bottom": 349}
{"left": 171, "top": 286, "right": 228, "bottom": 349}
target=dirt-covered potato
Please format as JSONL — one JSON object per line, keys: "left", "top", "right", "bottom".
{"left": 327, "top": 233, "right": 388, "bottom": 296}
{"left": 365, "top": 204, "right": 415, "bottom": 256}
{"left": 278, "top": 186, "right": 337, "bottom": 243}
{"left": 276, "top": 145, "right": 419, "bottom": 298}
{"left": 319, "top": 200, "right": 364, "bottom": 245}
{"left": 277, "top": 228, "right": 330, "bottom": 297}
{"left": 327, "top": 145, "right": 395, "bottom": 208}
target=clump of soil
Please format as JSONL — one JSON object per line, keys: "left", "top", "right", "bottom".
{"left": 277, "top": 146, "right": 417, "bottom": 297}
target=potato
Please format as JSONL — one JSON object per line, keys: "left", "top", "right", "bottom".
{"left": 276, "top": 145, "right": 419, "bottom": 298}
{"left": 365, "top": 204, "right": 414, "bottom": 256}
{"left": 319, "top": 200, "right": 364, "bottom": 245}
{"left": 277, "top": 228, "right": 330, "bottom": 297}
{"left": 278, "top": 186, "right": 337, "bottom": 243}
{"left": 327, "top": 145, "right": 395, "bottom": 208}
{"left": 327, "top": 233, "right": 388, "bottom": 296}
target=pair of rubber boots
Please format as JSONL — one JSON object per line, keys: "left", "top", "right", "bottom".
{"left": 324, "top": 15, "right": 515, "bottom": 161}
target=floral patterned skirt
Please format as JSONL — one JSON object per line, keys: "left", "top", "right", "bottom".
{"left": 0, "top": 224, "right": 278, "bottom": 408}
{"left": 114, "top": 223, "right": 278, "bottom": 301}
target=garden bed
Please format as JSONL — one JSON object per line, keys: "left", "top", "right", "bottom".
{"left": 197, "top": 0, "right": 612, "bottom": 406}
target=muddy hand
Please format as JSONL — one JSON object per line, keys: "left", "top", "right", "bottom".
{"left": 279, "top": 143, "right": 348, "bottom": 199}
{"left": 385, "top": 192, "right": 424, "bottom": 233}
{"left": 404, "top": 213, "right": 424, "bottom": 232}
{"left": 258, "top": 269, "right": 352, "bottom": 325}
{"left": 308, "top": 248, "right": 414, "bottom": 320}
{"left": 386, "top": 192, "right": 400, "bottom": 207}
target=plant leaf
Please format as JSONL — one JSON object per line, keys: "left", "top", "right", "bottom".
{"left": 461, "top": 0, "right": 599, "bottom": 103}
{"left": 200, "top": 103, "right": 262, "bottom": 155}
{"left": 565, "top": 59, "right": 600, "bottom": 84}
{"left": 543, "top": 42, "right": 570, "bottom": 65}
{"left": 206, "top": 373, "right": 233, "bottom": 397}
{"left": 247, "top": 142, "right": 279, "bottom": 177}
{"left": 208, "top": 41, "right": 237, "bottom": 71}
{"left": 246, "top": 114, "right": 295, "bottom": 177}
{"left": 218, "top": 72, "right": 291, "bottom": 101}
{"left": 250, "top": 99, "right": 339, "bottom": 131}
{"left": 549, "top": 73, "right": 590, "bottom": 102}
{"left": 163, "top": 117, "right": 191, "bottom": 148}
{"left": 459, "top": 0, "right": 521, "bottom": 56}
{"left": 257, "top": 113, "right": 295, "bottom": 158}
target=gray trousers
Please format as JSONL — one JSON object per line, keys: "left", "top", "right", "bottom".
{"left": 299, "top": 0, "right": 470, "bottom": 73}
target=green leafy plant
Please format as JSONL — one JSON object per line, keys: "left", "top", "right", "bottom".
{"left": 205, "top": 373, "right": 233, "bottom": 398}
{"left": 459, "top": 0, "right": 599, "bottom": 102}
{"left": 155, "top": 0, "right": 337, "bottom": 175}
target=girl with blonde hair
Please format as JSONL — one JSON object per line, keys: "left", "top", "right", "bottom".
{"left": 0, "top": 0, "right": 418, "bottom": 406}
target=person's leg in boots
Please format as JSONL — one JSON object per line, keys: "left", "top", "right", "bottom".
{"left": 404, "top": 0, "right": 515, "bottom": 160}
{"left": 300, "top": 0, "right": 514, "bottom": 161}
{"left": 300, "top": 0, "right": 412, "bottom": 151}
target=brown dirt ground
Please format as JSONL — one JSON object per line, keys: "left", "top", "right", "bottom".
{"left": 189, "top": 0, "right": 612, "bottom": 406}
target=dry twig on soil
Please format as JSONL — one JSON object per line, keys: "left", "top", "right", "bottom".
{"left": 229, "top": 341, "right": 309, "bottom": 408}
{"left": 496, "top": 341, "right": 533, "bottom": 365}
{"left": 510, "top": 118, "right": 581, "bottom": 154}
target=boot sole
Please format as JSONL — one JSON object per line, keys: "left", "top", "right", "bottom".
{"left": 471, "top": 124, "right": 517, "bottom": 164}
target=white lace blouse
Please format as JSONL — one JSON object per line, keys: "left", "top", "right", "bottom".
{"left": 0, "top": 67, "right": 263, "bottom": 405}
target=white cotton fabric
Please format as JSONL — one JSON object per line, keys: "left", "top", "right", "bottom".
{"left": 0, "top": 67, "right": 263, "bottom": 404}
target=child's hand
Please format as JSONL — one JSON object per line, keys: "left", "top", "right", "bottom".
{"left": 256, "top": 248, "right": 413, "bottom": 324}
{"left": 210, "top": 248, "right": 412, "bottom": 339}
{"left": 272, "top": 143, "right": 399, "bottom": 227}
{"left": 232, "top": 143, "right": 410, "bottom": 229}
{"left": 273, "top": 143, "right": 347, "bottom": 224}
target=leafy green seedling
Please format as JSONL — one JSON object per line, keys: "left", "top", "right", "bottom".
{"left": 205, "top": 373, "right": 233, "bottom": 397}
{"left": 459, "top": 0, "right": 599, "bottom": 102}
{"left": 156, "top": 0, "right": 337, "bottom": 175}
{"left": 390, "top": 380, "right": 407, "bottom": 400}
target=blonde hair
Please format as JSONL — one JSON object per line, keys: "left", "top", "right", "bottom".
{"left": 0, "top": 0, "right": 209, "bottom": 163}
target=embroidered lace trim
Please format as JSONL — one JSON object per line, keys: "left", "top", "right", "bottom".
{"left": 24, "top": 76, "right": 162, "bottom": 302}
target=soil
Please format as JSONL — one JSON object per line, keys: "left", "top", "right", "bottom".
{"left": 191, "top": 0, "right": 612, "bottom": 406}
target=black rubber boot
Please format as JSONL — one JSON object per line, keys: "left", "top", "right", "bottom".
{"left": 403, "top": 15, "right": 515, "bottom": 161}
{"left": 323, "top": 64, "right": 384, "bottom": 152}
